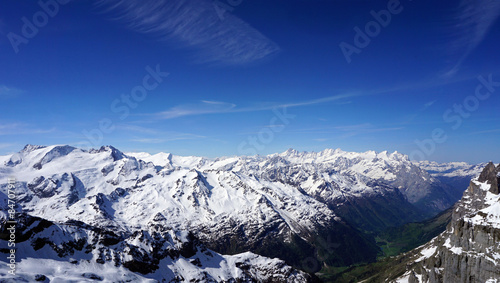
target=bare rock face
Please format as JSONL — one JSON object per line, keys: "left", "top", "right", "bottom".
{"left": 392, "top": 163, "right": 500, "bottom": 282}
{"left": 477, "top": 161, "right": 500, "bottom": 194}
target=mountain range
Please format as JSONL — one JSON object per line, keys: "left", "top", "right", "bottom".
{"left": 0, "top": 145, "right": 487, "bottom": 281}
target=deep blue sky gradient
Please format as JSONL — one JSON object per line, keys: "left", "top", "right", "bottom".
{"left": 0, "top": 0, "right": 499, "bottom": 163}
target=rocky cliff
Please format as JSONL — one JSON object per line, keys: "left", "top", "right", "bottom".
{"left": 391, "top": 162, "right": 500, "bottom": 282}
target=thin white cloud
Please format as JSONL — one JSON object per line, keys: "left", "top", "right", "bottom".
{"left": 443, "top": 0, "right": 500, "bottom": 77}
{"left": 334, "top": 123, "right": 404, "bottom": 138}
{"left": 130, "top": 138, "right": 166, "bottom": 143}
{"left": 158, "top": 100, "right": 236, "bottom": 119}
{"left": 0, "top": 85, "right": 23, "bottom": 98}
{"left": 401, "top": 100, "right": 438, "bottom": 125}
{"left": 0, "top": 143, "right": 16, "bottom": 149}
{"left": 146, "top": 74, "right": 482, "bottom": 122}
{"left": 264, "top": 124, "right": 286, "bottom": 128}
{"left": 154, "top": 93, "right": 359, "bottom": 120}
{"left": 421, "top": 100, "right": 436, "bottom": 111}
{"left": 131, "top": 134, "right": 205, "bottom": 143}
{"left": 0, "top": 123, "right": 56, "bottom": 135}
{"left": 116, "top": 124, "right": 206, "bottom": 142}
{"left": 278, "top": 93, "right": 358, "bottom": 108}
{"left": 469, "top": 128, "right": 500, "bottom": 135}
{"left": 115, "top": 124, "right": 162, "bottom": 135}
{"left": 0, "top": 123, "right": 24, "bottom": 130}
{"left": 95, "top": 0, "right": 279, "bottom": 65}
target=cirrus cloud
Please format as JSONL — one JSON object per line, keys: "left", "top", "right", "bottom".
{"left": 95, "top": 0, "right": 280, "bottom": 66}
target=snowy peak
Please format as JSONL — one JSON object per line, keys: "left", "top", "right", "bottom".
{"left": 276, "top": 148, "right": 409, "bottom": 164}
{"left": 270, "top": 148, "right": 447, "bottom": 211}
{"left": 5, "top": 145, "right": 79, "bottom": 170}
{"left": 20, "top": 144, "right": 47, "bottom": 153}
{"left": 457, "top": 163, "right": 500, "bottom": 227}
{"left": 92, "top": 145, "right": 126, "bottom": 161}
{"left": 416, "top": 160, "right": 486, "bottom": 178}
{"left": 121, "top": 147, "right": 455, "bottom": 212}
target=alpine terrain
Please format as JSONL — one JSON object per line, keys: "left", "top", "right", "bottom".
{"left": 0, "top": 145, "right": 480, "bottom": 281}
{"left": 355, "top": 162, "right": 500, "bottom": 282}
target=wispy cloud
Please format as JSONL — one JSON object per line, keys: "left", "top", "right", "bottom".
{"left": 131, "top": 134, "right": 205, "bottom": 143}
{"left": 421, "top": 100, "right": 436, "bottom": 111}
{"left": 400, "top": 100, "right": 438, "bottom": 125}
{"left": 95, "top": 0, "right": 279, "bottom": 65}
{"left": 443, "top": 0, "right": 500, "bottom": 77}
{"left": 278, "top": 93, "right": 358, "bottom": 108}
{"left": 116, "top": 124, "right": 206, "bottom": 143}
{"left": 147, "top": 75, "right": 482, "bottom": 121}
{"left": 131, "top": 138, "right": 168, "bottom": 143}
{"left": 0, "top": 85, "right": 23, "bottom": 98}
{"left": 154, "top": 93, "right": 359, "bottom": 120}
{"left": 0, "top": 143, "right": 16, "bottom": 150}
{"left": 334, "top": 123, "right": 404, "bottom": 138}
{"left": 158, "top": 100, "right": 236, "bottom": 119}
{"left": 469, "top": 128, "right": 500, "bottom": 135}
{"left": 0, "top": 123, "right": 56, "bottom": 136}
{"left": 116, "top": 124, "right": 163, "bottom": 135}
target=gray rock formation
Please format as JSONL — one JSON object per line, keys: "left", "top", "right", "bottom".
{"left": 390, "top": 162, "right": 500, "bottom": 282}
{"left": 477, "top": 162, "right": 500, "bottom": 194}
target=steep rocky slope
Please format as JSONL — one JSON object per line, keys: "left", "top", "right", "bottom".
{"left": 387, "top": 162, "right": 500, "bottom": 282}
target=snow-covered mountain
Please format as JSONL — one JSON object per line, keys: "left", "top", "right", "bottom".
{"left": 416, "top": 161, "right": 487, "bottom": 199}
{"left": 0, "top": 145, "right": 477, "bottom": 280}
{"left": 0, "top": 212, "right": 312, "bottom": 282}
{"left": 273, "top": 149, "right": 459, "bottom": 214}
{"left": 0, "top": 145, "right": 379, "bottom": 279}
{"left": 384, "top": 162, "right": 500, "bottom": 282}
{"left": 416, "top": 161, "right": 486, "bottom": 179}
{"left": 131, "top": 147, "right": 461, "bottom": 220}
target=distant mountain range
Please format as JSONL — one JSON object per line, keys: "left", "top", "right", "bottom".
{"left": 0, "top": 145, "right": 486, "bottom": 281}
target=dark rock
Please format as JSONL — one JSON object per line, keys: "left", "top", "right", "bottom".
{"left": 100, "top": 231, "right": 121, "bottom": 246}
{"left": 139, "top": 174, "right": 153, "bottom": 182}
{"left": 101, "top": 164, "right": 114, "bottom": 176}
{"left": 34, "top": 274, "right": 47, "bottom": 281}
{"left": 21, "top": 144, "right": 46, "bottom": 153}
{"left": 190, "top": 258, "right": 202, "bottom": 267}
{"left": 478, "top": 162, "right": 499, "bottom": 194}
{"left": 82, "top": 273, "right": 103, "bottom": 281}
{"left": 96, "top": 145, "right": 125, "bottom": 161}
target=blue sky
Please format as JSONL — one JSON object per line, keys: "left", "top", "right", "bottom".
{"left": 0, "top": 0, "right": 499, "bottom": 163}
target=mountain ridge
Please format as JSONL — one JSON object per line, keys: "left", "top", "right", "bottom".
{"left": 0, "top": 144, "right": 483, "bottom": 281}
